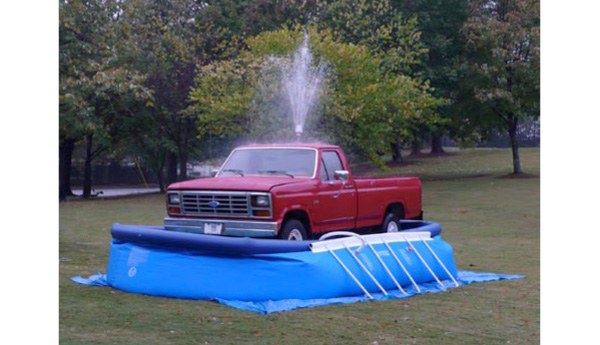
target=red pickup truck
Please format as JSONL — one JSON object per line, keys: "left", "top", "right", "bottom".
{"left": 164, "top": 144, "right": 422, "bottom": 240}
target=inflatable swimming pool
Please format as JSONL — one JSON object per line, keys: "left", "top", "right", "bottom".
{"left": 106, "top": 220, "right": 458, "bottom": 301}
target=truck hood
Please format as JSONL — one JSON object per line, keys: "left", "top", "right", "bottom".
{"left": 167, "top": 176, "right": 307, "bottom": 192}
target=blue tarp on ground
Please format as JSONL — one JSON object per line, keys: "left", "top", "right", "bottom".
{"left": 71, "top": 270, "right": 524, "bottom": 314}
{"left": 72, "top": 223, "right": 524, "bottom": 313}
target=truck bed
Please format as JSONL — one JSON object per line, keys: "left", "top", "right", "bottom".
{"left": 353, "top": 176, "right": 422, "bottom": 228}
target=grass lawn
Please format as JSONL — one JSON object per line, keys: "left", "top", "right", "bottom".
{"left": 59, "top": 147, "right": 539, "bottom": 345}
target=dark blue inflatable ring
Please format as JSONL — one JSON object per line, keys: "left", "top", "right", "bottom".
{"left": 111, "top": 220, "right": 441, "bottom": 255}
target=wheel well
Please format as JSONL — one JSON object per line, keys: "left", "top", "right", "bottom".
{"left": 385, "top": 203, "right": 405, "bottom": 219}
{"left": 283, "top": 210, "right": 312, "bottom": 237}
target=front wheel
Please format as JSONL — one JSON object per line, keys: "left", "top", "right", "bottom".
{"left": 278, "top": 219, "right": 307, "bottom": 240}
{"left": 382, "top": 213, "right": 400, "bottom": 233}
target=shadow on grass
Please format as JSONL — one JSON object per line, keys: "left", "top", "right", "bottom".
{"left": 496, "top": 173, "right": 540, "bottom": 179}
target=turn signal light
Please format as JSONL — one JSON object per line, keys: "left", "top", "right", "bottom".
{"left": 253, "top": 210, "right": 271, "bottom": 217}
{"left": 169, "top": 207, "right": 181, "bottom": 214}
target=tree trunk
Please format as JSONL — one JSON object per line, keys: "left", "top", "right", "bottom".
{"left": 59, "top": 137, "right": 76, "bottom": 201}
{"left": 157, "top": 169, "right": 165, "bottom": 193}
{"left": 166, "top": 152, "right": 178, "bottom": 184}
{"left": 430, "top": 133, "right": 445, "bottom": 155}
{"left": 508, "top": 116, "right": 522, "bottom": 174}
{"left": 83, "top": 133, "right": 94, "bottom": 198}
{"left": 410, "top": 140, "right": 422, "bottom": 156}
{"left": 152, "top": 154, "right": 166, "bottom": 193}
{"left": 178, "top": 150, "right": 188, "bottom": 181}
{"left": 391, "top": 142, "right": 403, "bottom": 163}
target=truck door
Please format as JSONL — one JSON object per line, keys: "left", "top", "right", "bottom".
{"left": 313, "top": 150, "right": 357, "bottom": 232}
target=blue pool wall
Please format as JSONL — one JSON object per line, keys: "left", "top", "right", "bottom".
{"left": 106, "top": 223, "right": 456, "bottom": 301}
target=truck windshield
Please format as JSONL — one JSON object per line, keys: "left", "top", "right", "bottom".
{"left": 219, "top": 148, "right": 316, "bottom": 178}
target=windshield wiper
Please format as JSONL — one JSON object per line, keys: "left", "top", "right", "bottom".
{"left": 221, "top": 169, "right": 244, "bottom": 176}
{"left": 259, "top": 170, "right": 295, "bottom": 178}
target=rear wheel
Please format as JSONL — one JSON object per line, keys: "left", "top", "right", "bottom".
{"left": 278, "top": 219, "right": 307, "bottom": 240}
{"left": 382, "top": 213, "right": 400, "bottom": 233}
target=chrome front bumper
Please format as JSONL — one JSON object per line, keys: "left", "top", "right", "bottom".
{"left": 164, "top": 217, "right": 279, "bottom": 238}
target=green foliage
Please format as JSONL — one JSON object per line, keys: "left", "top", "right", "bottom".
{"left": 59, "top": 0, "right": 150, "bottom": 149}
{"left": 59, "top": 0, "right": 155, "bottom": 197}
{"left": 463, "top": 0, "right": 540, "bottom": 123}
{"left": 118, "top": 0, "right": 204, "bottom": 164}
{"left": 389, "top": 0, "right": 471, "bottom": 147}
{"left": 393, "top": 0, "right": 469, "bottom": 94}
{"left": 317, "top": 0, "right": 428, "bottom": 76}
{"left": 196, "top": 0, "right": 317, "bottom": 40}
{"left": 191, "top": 56, "right": 262, "bottom": 141}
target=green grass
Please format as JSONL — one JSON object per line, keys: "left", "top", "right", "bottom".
{"left": 60, "top": 147, "right": 539, "bottom": 345}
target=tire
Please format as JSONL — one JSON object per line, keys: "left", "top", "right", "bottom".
{"left": 278, "top": 219, "right": 307, "bottom": 240}
{"left": 382, "top": 213, "right": 400, "bottom": 233}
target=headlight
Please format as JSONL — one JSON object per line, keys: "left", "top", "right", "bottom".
{"left": 168, "top": 193, "right": 180, "bottom": 204}
{"left": 256, "top": 196, "right": 269, "bottom": 206}
{"left": 252, "top": 195, "right": 270, "bottom": 207}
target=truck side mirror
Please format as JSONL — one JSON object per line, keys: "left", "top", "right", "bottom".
{"left": 332, "top": 170, "right": 350, "bottom": 199}
{"left": 334, "top": 170, "right": 349, "bottom": 181}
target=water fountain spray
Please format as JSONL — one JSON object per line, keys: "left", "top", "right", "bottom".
{"left": 281, "top": 34, "right": 325, "bottom": 141}
{"left": 295, "top": 124, "right": 303, "bottom": 140}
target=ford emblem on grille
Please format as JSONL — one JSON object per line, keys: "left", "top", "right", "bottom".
{"left": 208, "top": 200, "right": 220, "bottom": 208}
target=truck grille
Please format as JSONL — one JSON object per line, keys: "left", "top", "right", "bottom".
{"left": 180, "top": 191, "right": 250, "bottom": 217}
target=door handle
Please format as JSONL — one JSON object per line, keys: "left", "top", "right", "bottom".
{"left": 334, "top": 182, "right": 354, "bottom": 199}
{"left": 333, "top": 181, "right": 345, "bottom": 199}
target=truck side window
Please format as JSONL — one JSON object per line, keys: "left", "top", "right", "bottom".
{"left": 322, "top": 151, "right": 344, "bottom": 180}
{"left": 320, "top": 159, "right": 329, "bottom": 181}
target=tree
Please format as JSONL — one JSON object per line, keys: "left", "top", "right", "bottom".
{"left": 391, "top": 0, "right": 469, "bottom": 154}
{"left": 59, "top": 0, "right": 149, "bottom": 199}
{"left": 119, "top": 0, "right": 210, "bottom": 182}
{"left": 463, "top": 0, "right": 540, "bottom": 174}
{"left": 316, "top": 0, "right": 447, "bottom": 161}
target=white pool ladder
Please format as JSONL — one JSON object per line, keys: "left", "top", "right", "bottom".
{"left": 312, "top": 231, "right": 459, "bottom": 299}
